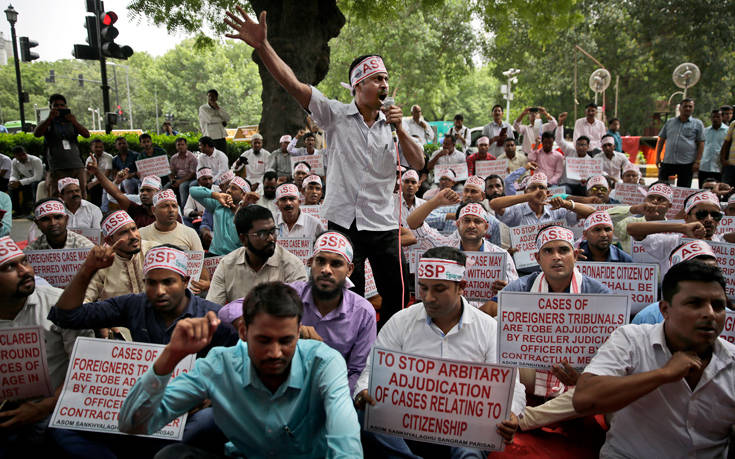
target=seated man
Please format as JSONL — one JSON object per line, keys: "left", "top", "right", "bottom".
{"left": 8, "top": 146, "right": 44, "bottom": 216}
{"left": 466, "top": 136, "right": 497, "bottom": 176}
{"left": 293, "top": 162, "right": 311, "bottom": 192}
{"left": 183, "top": 167, "right": 216, "bottom": 229}
{"left": 27, "top": 199, "right": 94, "bottom": 250}
{"left": 354, "top": 247, "right": 525, "bottom": 457}
{"left": 0, "top": 237, "right": 92, "bottom": 457}
{"left": 58, "top": 177, "right": 103, "bottom": 229}
{"left": 302, "top": 175, "right": 323, "bottom": 205}
{"left": 274, "top": 183, "right": 325, "bottom": 240}
{"left": 140, "top": 189, "right": 204, "bottom": 253}
{"left": 427, "top": 135, "right": 465, "bottom": 170}
{"left": 578, "top": 211, "right": 632, "bottom": 262}
{"left": 119, "top": 282, "right": 362, "bottom": 458}
{"left": 567, "top": 174, "right": 620, "bottom": 204}
{"left": 207, "top": 205, "right": 307, "bottom": 305}
{"left": 611, "top": 182, "right": 673, "bottom": 254}
{"left": 573, "top": 260, "right": 735, "bottom": 457}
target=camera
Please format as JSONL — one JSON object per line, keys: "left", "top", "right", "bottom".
{"left": 238, "top": 154, "right": 249, "bottom": 165}
{"left": 529, "top": 107, "right": 539, "bottom": 113}
{"left": 56, "top": 108, "right": 71, "bottom": 117}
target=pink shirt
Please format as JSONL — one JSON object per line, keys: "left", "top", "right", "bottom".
{"left": 528, "top": 147, "right": 565, "bottom": 185}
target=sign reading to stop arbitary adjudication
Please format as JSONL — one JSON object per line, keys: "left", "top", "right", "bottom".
{"left": 497, "top": 292, "right": 630, "bottom": 370}
{"left": 575, "top": 262, "right": 658, "bottom": 314}
{"left": 49, "top": 338, "right": 195, "bottom": 440}
{"left": 0, "top": 326, "right": 52, "bottom": 401}
{"left": 365, "top": 348, "right": 516, "bottom": 452}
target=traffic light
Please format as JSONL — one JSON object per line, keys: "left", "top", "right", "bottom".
{"left": 19, "top": 37, "right": 39, "bottom": 62}
{"left": 73, "top": 16, "right": 100, "bottom": 60}
{"left": 99, "top": 11, "right": 133, "bottom": 59}
{"left": 78, "top": 74, "right": 84, "bottom": 87}
{"left": 46, "top": 69, "right": 55, "bottom": 83}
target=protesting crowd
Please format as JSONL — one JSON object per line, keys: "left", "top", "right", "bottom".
{"left": 1, "top": 6, "right": 735, "bottom": 459}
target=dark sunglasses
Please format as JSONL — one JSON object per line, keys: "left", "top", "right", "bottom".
{"left": 694, "top": 209, "right": 723, "bottom": 222}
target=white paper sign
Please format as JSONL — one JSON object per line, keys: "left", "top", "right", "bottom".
{"left": 0, "top": 326, "right": 52, "bottom": 401}
{"left": 721, "top": 310, "right": 735, "bottom": 345}
{"left": 25, "top": 248, "right": 93, "bottom": 287}
{"left": 69, "top": 227, "right": 102, "bottom": 246}
{"left": 681, "top": 238, "right": 735, "bottom": 300}
{"left": 666, "top": 187, "right": 698, "bottom": 219}
{"left": 365, "top": 259, "right": 378, "bottom": 299}
{"left": 301, "top": 205, "right": 328, "bottom": 228}
{"left": 290, "top": 154, "right": 324, "bottom": 176}
{"left": 716, "top": 216, "right": 735, "bottom": 235}
{"left": 565, "top": 157, "right": 602, "bottom": 181}
{"left": 509, "top": 220, "right": 565, "bottom": 270}
{"left": 135, "top": 155, "right": 171, "bottom": 178}
{"left": 475, "top": 159, "right": 508, "bottom": 179}
{"left": 613, "top": 183, "right": 645, "bottom": 206}
{"left": 185, "top": 251, "right": 205, "bottom": 289}
{"left": 365, "top": 348, "right": 515, "bottom": 452}
{"left": 434, "top": 163, "right": 469, "bottom": 183}
{"left": 576, "top": 262, "right": 659, "bottom": 314}
{"left": 415, "top": 251, "right": 507, "bottom": 301}
{"left": 203, "top": 256, "right": 223, "bottom": 279}
{"left": 407, "top": 248, "right": 424, "bottom": 274}
{"left": 49, "top": 338, "right": 195, "bottom": 440}
{"left": 497, "top": 292, "right": 630, "bottom": 370}
{"left": 277, "top": 238, "right": 312, "bottom": 266}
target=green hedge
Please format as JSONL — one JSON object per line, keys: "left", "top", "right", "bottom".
{"left": 0, "top": 132, "right": 250, "bottom": 164}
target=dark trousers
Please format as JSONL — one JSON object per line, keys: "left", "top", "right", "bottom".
{"left": 658, "top": 163, "right": 694, "bottom": 188}
{"left": 328, "top": 220, "right": 410, "bottom": 329}
{"left": 0, "top": 177, "right": 7, "bottom": 192}
{"left": 9, "top": 183, "right": 35, "bottom": 215}
{"left": 213, "top": 138, "right": 227, "bottom": 154}
{"left": 723, "top": 165, "right": 735, "bottom": 187}
{"left": 697, "top": 170, "right": 722, "bottom": 187}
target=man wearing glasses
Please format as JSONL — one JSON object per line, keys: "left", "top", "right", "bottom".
{"left": 207, "top": 205, "right": 307, "bottom": 305}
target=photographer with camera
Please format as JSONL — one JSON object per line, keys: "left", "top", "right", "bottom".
{"left": 33, "top": 94, "right": 90, "bottom": 199}
{"left": 513, "top": 106, "right": 557, "bottom": 155}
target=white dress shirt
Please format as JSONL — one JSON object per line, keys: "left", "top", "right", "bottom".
{"left": 355, "top": 299, "right": 526, "bottom": 415}
{"left": 573, "top": 117, "right": 607, "bottom": 151}
{"left": 235, "top": 148, "right": 271, "bottom": 186}
{"left": 403, "top": 117, "right": 435, "bottom": 145}
{"left": 513, "top": 118, "right": 557, "bottom": 155}
{"left": 197, "top": 149, "right": 229, "bottom": 182}
{"left": 66, "top": 199, "right": 103, "bottom": 229}
{"left": 11, "top": 154, "right": 45, "bottom": 185}
{"left": 394, "top": 194, "right": 426, "bottom": 227}
{"left": 0, "top": 153, "right": 11, "bottom": 179}
{"left": 482, "top": 121, "right": 516, "bottom": 158}
{"left": 641, "top": 233, "right": 723, "bottom": 279}
{"left": 275, "top": 209, "right": 325, "bottom": 242}
{"left": 598, "top": 151, "right": 630, "bottom": 182}
{"left": 198, "top": 103, "right": 230, "bottom": 139}
{"left": 585, "top": 323, "right": 735, "bottom": 459}
{"left": 429, "top": 148, "right": 466, "bottom": 166}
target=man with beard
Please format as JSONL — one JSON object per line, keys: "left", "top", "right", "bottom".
{"left": 27, "top": 199, "right": 94, "bottom": 250}
{"left": 268, "top": 135, "right": 294, "bottom": 181}
{"left": 496, "top": 137, "right": 528, "bottom": 176}
{"left": 58, "top": 177, "right": 102, "bottom": 229}
{"left": 578, "top": 211, "right": 632, "bottom": 262}
{"left": 169, "top": 137, "right": 198, "bottom": 205}
{"left": 256, "top": 170, "right": 278, "bottom": 214}
{"left": 0, "top": 237, "right": 92, "bottom": 456}
{"left": 190, "top": 176, "right": 259, "bottom": 256}
{"left": 183, "top": 168, "right": 216, "bottom": 228}
{"left": 274, "top": 183, "right": 324, "bottom": 241}
{"left": 302, "top": 175, "right": 323, "bottom": 205}
{"left": 207, "top": 205, "right": 306, "bottom": 305}
{"left": 233, "top": 133, "right": 270, "bottom": 188}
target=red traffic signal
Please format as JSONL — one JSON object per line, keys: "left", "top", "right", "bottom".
{"left": 101, "top": 11, "right": 117, "bottom": 26}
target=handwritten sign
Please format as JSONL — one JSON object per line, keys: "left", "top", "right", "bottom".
{"left": 135, "top": 155, "right": 171, "bottom": 178}
{"left": 666, "top": 187, "right": 698, "bottom": 219}
{"left": 277, "top": 238, "right": 312, "bottom": 266}
{"left": 25, "top": 248, "right": 93, "bottom": 287}
{"left": 185, "top": 251, "right": 204, "bottom": 289}
{"left": 203, "top": 256, "right": 223, "bottom": 279}
{"left": 681, "top": 238, "right": 735, "bottom": 300}
{"left": 721, "top": 310, "right": 735, "bottom": 345}
{"left": 509, "top": 220, "right": 565, "bottom": 270}
{"left": 365, "top": 260, "right": 378, "bottom": 299}
{"left": 49, "top": 338, "right": 194, "bottom": 440}
{"left": 475, "top": 159, "right": 509, "bottom": 179}
{"left": 717, "top": 216, "right": 735, "bottom": 235}
{"left": 415, "top": 251, "right": 507, "bottom": 301}
{"left": 565, "top": 157, "right": 602, "bottom": 181}
{"left": 69, "top": 227, "right": 102, "bottom": 246}
{"left": 0, "top": 326, "right": 52, "bottom": 401}
{"left": 365, "top": 348, "right": 515, "bottom": 452}
{"left": 613, "top": 183, "right": 645, "bottom": 206}
{"left": 291, "top": 153, "right": 324, "bottom": 176}
{"left": 301, "top": 205, "right": 328, "bottom": 228}
{"left": 497, "top": 292, "right": 630, "bottom": 370}
{"left": 434, "top": 163, "right": 469, "bottom": 183}
{"left": 576, "top": 262, "right": 658, "bottom": 314}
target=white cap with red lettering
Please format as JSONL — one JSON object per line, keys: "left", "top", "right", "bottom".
{"left": 294, "top": 163, "right": 310, "bottom": 174}
{"left": 586, "top": 175, "right": 608, "bottom": 191}
{"left": 458, "top": 203, "right": 488, "bottom": 222}
{"left": 669, "top": 240, "right": 716, "bottom": 266}
{"left": 196, "top": 168, "right": 213, "bottom": 179}
{"left": 646, "top": 183, "right": 673, "bottom": 203}
{"left": 141, "top": 175, "right": 162, "bottom": 191}
{"left": 34, "top": 199, "right": 66, "bottom": 219}
{"left": 0, "top": 236, "right": 24, "bottom": 266}
{"left": 303, "top": 175, "right": 322, "bottom": 187}
{"left": 57, "top": 177, "right": 79, "bottom": 192}
{"left": 527, "top": 172, "right": 548, "bottom": 188}
{"left": 152, "top": 189, "right": 177, "bottom": 207}
{"left": 313, "top": 231, "right": 353, "bottom": 263}
{"left": 349, "top": 56, "right": 388, "bottom": 88}
{"left": 101, "top": 210, "right": 135, "bottom": 237}
{"left": 464, "top": 175, "right": 484, "bottom": 192}
{"left": 684, "top": 191, "right": 720, "bottom": 214}
{"left": 218, "top": 170, "right": 235, "bottom": 185}
{"left": 230, "top": 176, "right": 251, "bottom": 194}
{"left": 417, "top": 257, "right": 465, "bottom": 282}
{"left": 536, "top": 225, "right": 575, "bottom": 249}
{"left": 583, "top": 211, "right": 613, "bottom": 231}
{"left": 402, "top": 170, "right": 419, "bottom": 182}
{"left": 276, "top": 183, "right": 299, "bottom": 200}
{"left": 143, "top": 246, "right": 189, "bottom": 278}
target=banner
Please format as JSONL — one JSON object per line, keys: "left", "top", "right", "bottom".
{"left": 290, "top": 154, "right": 324, "bottom": 175}
{"left": 721, "top": 310, "right": 735, "bottom": 345}
{"left": 49, "top": 338, "right": 195, "bottom": 440}
{"left": 509, "top": 220, "right": 565, "bottom": 270}
{"left": 666, "top": 187, "right": 698, "bottom": 219}
{"left": 613, "top": 183, "right": 645, "bottom": 206}
{"left": 0, "top": 326, "right": 52, "bottom": 401}
{"left": 576, "top": 262, "right": 658, "bottom": 314}
{"left": 277, "top": 238, "right": 312, "bottom": 266}
{"left": 203, "top": 256, "right": 223, "bottom": 279}
{"left": 565, "top": 157, "right": 602, "bottom": 181}
{"left": 25, "top": 248, "right": 93, "bottom": 287}
{"left": 717, "top": 216, "right": 735, "bottom": 235}
{"left": 682, "top": 238, "right": 735, "bottom": 300}
{"left": 364, "top": 348, "right": 515, "bottom": 452}
{"left": 497, "top": 292, "right": 630, "bottom": 370}
{"left": 434, "top": 163, "right": 469, "bottom": 183}
{"left": 185, "top": 251, "right": 204, "bottom": 289}
{"left": 135, "top": 155, "right": 171, "bottom": 178}
{"left": 301, "top": 205, "right": 328, "bottom": 228}
{"left": 69, "top": 227, "right": 102, "bottom": 246}
{"left": 475, "top": 159, "right": 508, "bottom": 179}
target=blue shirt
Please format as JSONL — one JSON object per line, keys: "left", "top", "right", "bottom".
{"left": 607, "top": 130, "right": 622, "bottom": 152}
{"left": 425, "top": 203, "right": 501, "bottom": 245}
{"left": 498, "top": 201, "right": 579, "bottom": 228}
{"left": 119, "top": 339, "right": 362, "bottom": 458}
{"left": 504, "top": 167, "right": 528, "bottom": 196}
{"left": 112, "top": 151, "right": 139, "bottom": 173}
{"left": 200, "top": 209, "right": 214, "bottom": 232}
{"left": 189, "top": 186, "right": 242, "bottom": 256}
{"left": 701, "top": 124, "right": 729, "bottom": 173}
{"left": 632, "top": 302, "right": 663, "bottom": 325}
{"left": 658, "top": 116, "right": 705, "bottom": 164}
{"left": 504, "top": 271, "right": 611, "bottom": 294}
{"left": 579, "top": 241, "right": 633, "bottom": 262}
{"left": 47, "top": 290, "right": 237, "bottom": 354}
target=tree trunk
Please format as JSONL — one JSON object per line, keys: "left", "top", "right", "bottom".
{"left": 250, "top": 0, "right": 345, "bottom": 150}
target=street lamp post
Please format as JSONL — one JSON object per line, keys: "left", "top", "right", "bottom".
{"left": 501, "top": 68, "right": 521, "bottom": 123}
{"left": 5, "top": 4, "right": 25, "bottom": 131}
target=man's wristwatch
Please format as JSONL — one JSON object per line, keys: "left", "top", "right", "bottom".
{"left": 354, "top": 393, "right": 365, "bottom": 407}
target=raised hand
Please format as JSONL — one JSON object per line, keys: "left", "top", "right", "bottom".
{"left": 683, "top": 221, "right": 706, "bottom": 239}
{"left": 82, "top": 241, "right": 121, "bottom": 272}
{"left": 213, "top": 191, "right": 235, "bottom": 209}
{"left": 224, "top": 7, "right": 267, "bottom": 50}
{"left": 86, "top": 155, "right": 98, "bottom": 175}
{"left": 551, "top": 360, "right": 580, "bottom": 386}
{"left": 167, "top": 311, "right": 220, "bottom": 360}
{"left": 434, "top": 188, "right": 461, "bottom": 206}
{"left": 299, "top": 325, "right": 324, "bottom": 341}
{"left": 659, "top": 351, "right": 703, "bottom": 383}
{"left": 558, "top": 112, "right": 568, "bottom": 124}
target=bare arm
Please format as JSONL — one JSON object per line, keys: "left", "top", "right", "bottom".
{"left": 87, "top": 157, "right": 132, "bottom": 210}
{"left": 720, "top": 138, "right": 732, "bottom": 167}
{"left": 406, "top": 189, "right": 460, "bottom": 229}
{"left": 400, "top": 227, "right": 417, "bottom": 246}
{"left": 426, "top": 150, "right": 445, "bottom": 170}
{"left": 489, "top": 192, "right": 531, "bottom": 213}
{"left": 655, "top": 138, "right": 665, "bottom": 166}
{"left": 396, "top": 122, "right": 425, "bottom": 170}
{"left": 626, "top": 221, "right": 704, "bottom": 241}
{"left": 55, "top": 245, "right": 117, "bottom": 311}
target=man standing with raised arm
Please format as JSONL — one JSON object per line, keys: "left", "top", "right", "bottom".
{"left": 225, "top": 8, "right": 425, "bottom": 327}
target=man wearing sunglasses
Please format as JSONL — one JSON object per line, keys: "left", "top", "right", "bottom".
{"left": 207, "top": 204, "right": 307, "bottom": 305}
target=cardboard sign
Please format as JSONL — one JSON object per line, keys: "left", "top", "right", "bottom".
{"left": 497, "top": 291, "right": 630, "bottom": 370}
{"left": 415, "top": 251, "right": 507, "bottom": 301}
{"left": 0, "top": 326, "right": 53, "bottom": 401}
{"left": 576, "top": 262, "right": 659, "bottom": 314}
{"left": 69, "top": 227, "right": 102, "bottom": 246}
{"left": 290, "top": 154, "right": 324, "bottom": 176}
{"left": 365, "top": 259, "right": 378, "bottom": 299}
{"left": 301, "top": 205, "right": 328, "bottom": 228}
{"left": 509, "top": 220, "right": 565, "bottom": 270}
{"left": 434, "top": 163, "right": 469, "bottom": 183}
{"left": 185, "top": 251, "right": 204, "bottom": 289}
{"left": 565, "top": 157, "right": 602, "bottom": 181}
{"left": 49, "top": 338, "right": 195, "bottom": 440}
{"left": 364, "top": 348, "right": 515, "bottom": 452}
{"left": 277, "top": 238, "right": 312, "bottom": 266}
{"left": 475, "top": 159, "right": 509, "bottom": 179}
{"left": 666, "top": 187, "right": 698, "bottom": 219}
{"left": 681, "top": 238, "right": 735, "bottom": 300}
{"left": 407, "top": 248, "right": 424, "bottom": 274}
{"left": 203, "top": 256, "right": 223, "bottom": 279}
{"left": 721, "top": 309, "right": 735, "bottom": 345}
{"left": 613, "top": 183, "right": 645, "bottom": 206}
{"left": 135, "top": 155, "right": 171, "bottom": 178}
{"left": 25, "top": 248, "right": 93, "bottom": 287}
{"left": 716, "top": 216, "right": 735, "bottom": 235}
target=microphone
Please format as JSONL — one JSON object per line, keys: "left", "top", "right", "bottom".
{"left": 381, "top": 97, "right": 397, "bottom": 133}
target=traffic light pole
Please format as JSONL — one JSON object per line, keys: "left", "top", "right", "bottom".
{"left": 8, "top": 20, "right": 25, "bottom": 131}
{"left": 99, "top": 55, "right": 112, "bottom": 134}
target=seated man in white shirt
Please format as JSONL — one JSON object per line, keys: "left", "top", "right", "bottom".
{"left": 354, "top": 247, "right": 525, "bottom": 458}
{"left": 599, "top": 134, "right": 630, "bottom": 182}
{"left": 427, "top": 135, "right": 465, "bottom": 170}
{"left": 274, "top": 183, "right": 325, "bottom": 241}
{"left": 573, "top": 260, "right": 735, "bottom": 458}
{"left": 58, "top": 177, "right": 102, "bottom": 229}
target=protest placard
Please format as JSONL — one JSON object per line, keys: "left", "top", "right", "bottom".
{"left": 203, "top": 256, "right": 223, "bottom": 279}
{"left": 301, "top": 205, "right": 328, "bottom": 228}
{"left": 717, "top": 216, "right": 735, "bottom": 235}
{"left": 135, "top": 155, "right": 171, "bottom": 178}
{"left": 185, "top": 251, "right": 204, "bottom": 289}
{"left": 407, "top": 248, "right": 424, "bottom": 274}
{"left": 666, "top": 187, "right": 698, "bottom": 219}
{"left": 290, "top": 154, "right": 324, "bottom": 175}
{"left": 509, "top": 220, "right": 565, "bottom": 270}
{"left": 277, "top": 238, "right": 312, "bottom": 266}
{"left": 475, "top": 159, "right": 508, "bottom": 179}
{"left": 613, "top": 183, "right": 645, "bottom": 206}
{"left": 681, "top": 238, "right": 735, "bottom": 300}
{"left": 69, "top": 227, "right": 102, "bottom": 246}
{"left": 576, "top": 262, "right": 658, "bottom": 314}
{"left": 364, "top": 347, "right": 515, "bottom": 452}
{"left": 434, "top": 163, "right": 469, "bottom": 183}
{"left": 548, "top": 186, "right": 566, "bottom": 196}
{"left": 721, "top": 310, "right": 735, "bottom": 345}
{"left": 0, "top": 326, "right": 52, "bottom": 401}
{"left": 49, "top": 338, "right": 195, "bottom": 440}
{"left": 497, "top": 291, "right": 630, "bottom": 370}
{"left": 365, "top": 260, "right": 378, "bottom": 298}
{"left": 565, "top": 157, "right": 602, "bottom": 181}
{"left": 25, "top": 248, "right": 93, "bottom": 287}
{"left": 461, "top": 252, "right": 507, "bottom": 301}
